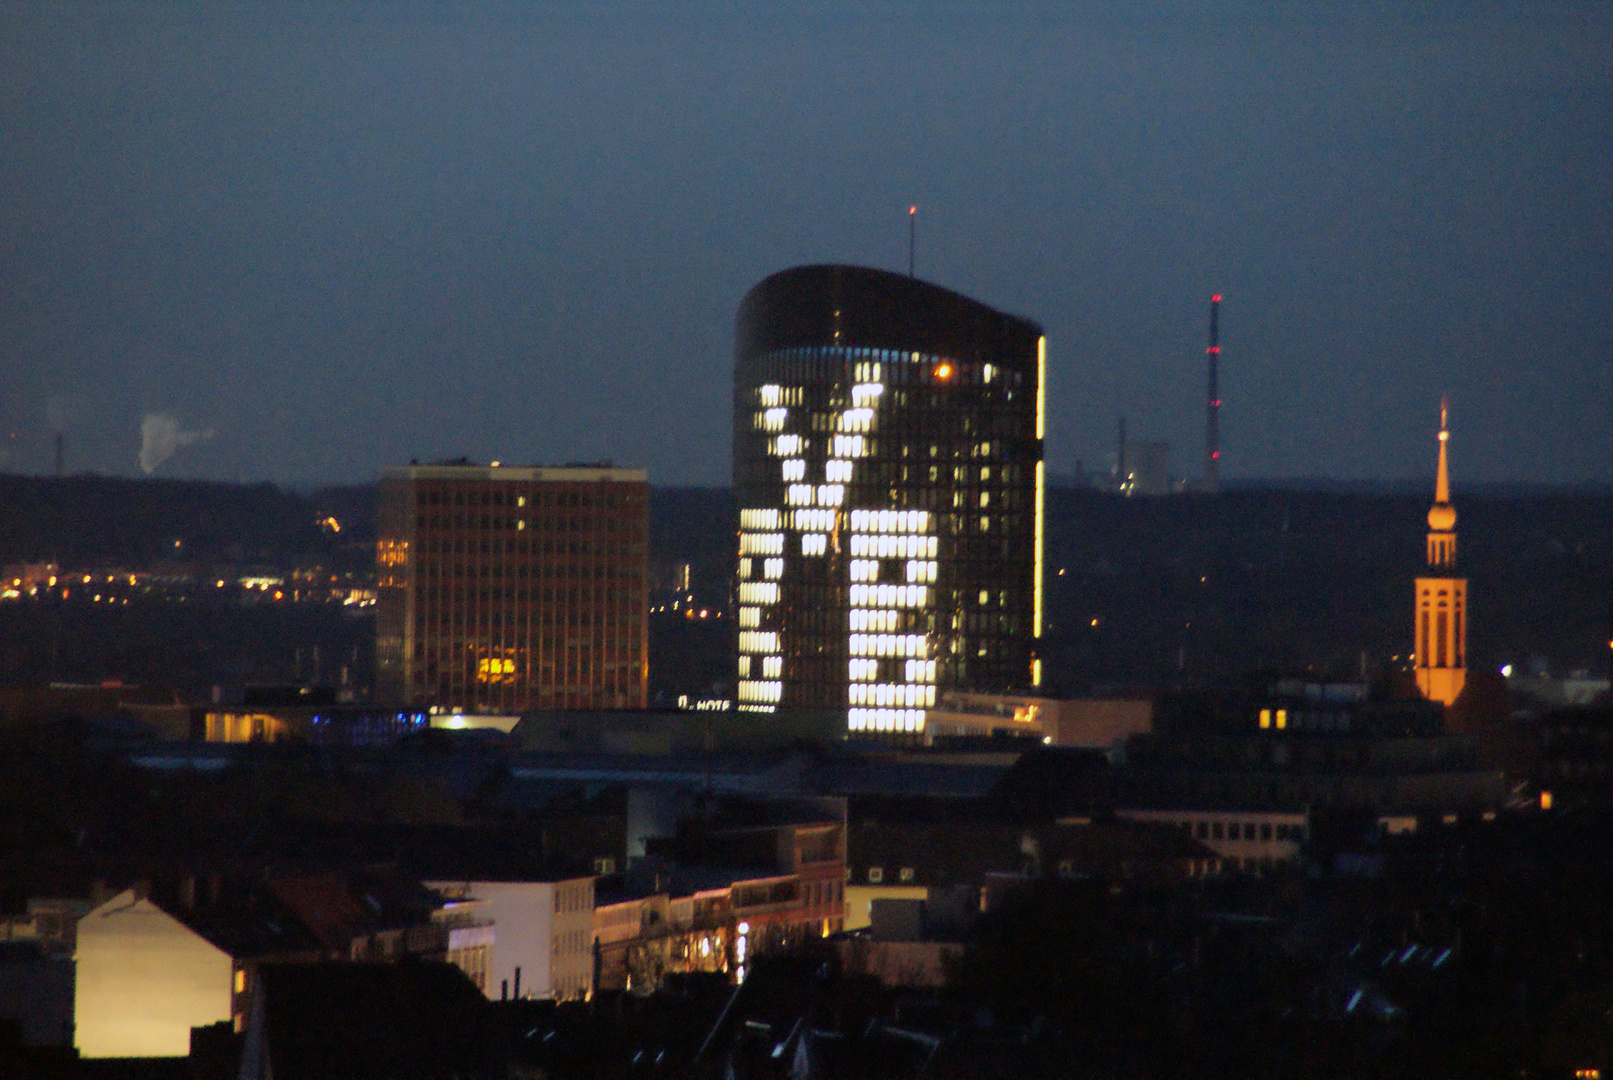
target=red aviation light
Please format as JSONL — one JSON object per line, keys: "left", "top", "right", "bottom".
{"left": 1212, "top": 451, "right": 1220, "bottom": 458}
{"left": 1211, "top": 294, "right": 1222, "bottom": 302}
{"left": 1207, "top": 346, "right": 1220, "bottom": 353}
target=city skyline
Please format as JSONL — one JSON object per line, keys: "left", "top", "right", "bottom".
{"left": 2, "top": 3, "right": 1609, "bottom": 488}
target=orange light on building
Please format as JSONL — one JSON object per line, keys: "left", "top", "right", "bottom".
{"left": 1540, "top": 791, "right": 1553, "bottom": 810}
{"left": 934, "top": 363, "right": 953, "bottom": 380}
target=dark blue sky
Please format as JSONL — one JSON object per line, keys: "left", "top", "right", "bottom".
{"left": 2, "top": 2, "right": 1609, "bottom": 486}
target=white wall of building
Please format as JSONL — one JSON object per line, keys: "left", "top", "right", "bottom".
{"left": 428, "top": 879, "right": 594, "bottom": 1001}
{"left": 74, "top": 890, "right": 233, "bottom": 1058}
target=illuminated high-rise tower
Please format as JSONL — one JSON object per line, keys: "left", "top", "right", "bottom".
{"left": 1414, "top": 399, "right": 1467, "bottom": 706}
{"left": 732, "top": 266, "right": 1045, "bottom": 738}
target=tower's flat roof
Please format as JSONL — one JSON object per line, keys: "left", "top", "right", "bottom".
{"left": 383, "top": 464, "right": 647, "bottom": 483}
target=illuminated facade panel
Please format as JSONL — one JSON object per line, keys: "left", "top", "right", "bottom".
{"left": 733, "top": 264, "right": 1044, "bottom": 736}
{"left": 376, "top": 463, "right": 649, "bottom": 711}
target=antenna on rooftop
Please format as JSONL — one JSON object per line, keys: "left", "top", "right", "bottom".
{"left": 1203, "top": 293, "right": 1222, "bottom": 492}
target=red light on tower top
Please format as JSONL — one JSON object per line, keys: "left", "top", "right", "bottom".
{"left": 1211, "top": 294, "right": 1222, "bottom": 303}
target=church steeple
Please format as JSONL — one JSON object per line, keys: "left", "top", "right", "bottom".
{"left": 1415, "top": 397, "right": 1467, "bottom": 707}
{"left": 1426, "top": 397, "right": 1457, "bottom": 567}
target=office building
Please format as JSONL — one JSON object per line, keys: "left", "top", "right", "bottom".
{"left": 1415, "top": 402, "right": 1467, "bottom": 707}
{"left": 377, "top": 462, "right": 648, "bottom": 712}
{"left": 733, "top": 265, "right": 1045, "bottom": 737}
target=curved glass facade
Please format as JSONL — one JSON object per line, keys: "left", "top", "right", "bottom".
{"left": 733, "top": 266, "right": 1044, "bottom": 737}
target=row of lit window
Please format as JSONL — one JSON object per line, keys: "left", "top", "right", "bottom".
{"left": 736, "top": 655, "right": 782, "bottom": 678}
{"left": 848, "top": 633, "right": 928, "bottom": 658}
{"left": 848, "top": 708, "right": 925, "bottom": 732}
{"left": 738, "top": 606, "right": 761, "bottom": 627}
{"left": 848, "top": 609, "right": 902, "bottom": 633}
{"left": 738, "top": 630, "right": 780, "bottom": 653}
{"left": 850, "top": 584, "right": 929, "bottom": 608}
{"left": 737, "top": 679, "right": 782, "bottom": 703}
{"left": 740, "top": 508, "right": 781, "bottom": 530}
{"left": 850, "top": 382, "right": 884, "bottom": 405}
{"left": 757, "top": 408, "right": 789, "bottom": 432}
{"left": 824, "top": 460, "right": 853, "bottom": 482}
{"left": 847, "top": 560, "right": 937, "bottom": 584}
{"left": 771, "top": 434, "right": 804, "bottom": 456}
{"left": 849, "top": 683, "right": 936, "bottom": 708}
{"left": 738, "top": 557, "right": 783, "bottom": 580}
{"left": 737, "top": 582, "right": 778, "bottom": 604}
{"left": 785, "top": 484, "right": 845, "bottom": 507}
{"left": 739, "top": 532, "right": 784, "bottom": 555}
{"left": 755, "top": 385, "right": 803, "bottom": 407}
{"left": 849, "top": 510, "right": 931, "bottom": 533}
{"left": 849, "top": 534, "right": 937, "bottom": 559}
{"left": 801, "top": 533, "right": 828, "bottom": 555}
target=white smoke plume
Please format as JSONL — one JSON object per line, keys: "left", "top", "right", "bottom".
{"left": 139, "top": 412, "right": 215, "bottom": 475}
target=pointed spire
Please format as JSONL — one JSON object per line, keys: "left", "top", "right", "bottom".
{"left": 1434, "top": 396, "right": 1451, "bottom": 506}
{"left": 1426, "top": 397, "right": 1457, "bottom": 566}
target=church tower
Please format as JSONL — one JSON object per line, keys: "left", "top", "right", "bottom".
{"left": 1414, "top": 398, "right": 1467, "bottom": 706}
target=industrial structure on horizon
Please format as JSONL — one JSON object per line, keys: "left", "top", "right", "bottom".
{"left": 1202, "top": 293, "right": 1222, "bottom": 492}
{"left": 732, "top": 265, "right": 1045, "bottom": 738}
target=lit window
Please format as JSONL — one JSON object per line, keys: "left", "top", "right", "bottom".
{"left": 740, "top": 508, "right": 781, "bottom": 530}
{"left": 787, "top": 484, "right": 813, "bottom": 506}
{"left": 762, "top": 558, "right": 783, "bottom": 579}
{"left": 782, "top": 459, "right": 806, "bottom": 481}
{"left": 816, "top": 484, "right": 844, "bottom": 506}
{"left": 1259, "top": 709, "right": 1271, "bottom": 729}
{"left": 898, "top": 867, "right": 915, "bottom": 883}
{"left": 738, "top": 631, "right": 780, "bottom": 653}
{"left": 739, "top": 606, "right": 760, "bottom": 627}
{"left": 840, "top": 409, "right": 873, "bottom": 433}
{"left": 758, "top": 408, "right": 788, "bottom": 432}
{"left": 737, "top": 583, "right": 779, "bottom": 605}
{"left": 832, "top": 435, "right": 866, "bottom": 457}
{"left": 758, "top": 384, "right": 783, "bottom": 407}
{"left": 739, "top": 532, "right": 784, "bottom": 555}
{"left": 801, "top": 533, "right": 827, "bottom": 556}
{"left": 867, "top": 867, "right": 883, "bottom": 883}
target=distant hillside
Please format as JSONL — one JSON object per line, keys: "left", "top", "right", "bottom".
{"left": 0, "top": 474, "right": 373, "bottom": 572}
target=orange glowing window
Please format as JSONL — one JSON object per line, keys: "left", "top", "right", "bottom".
{"left": 934, "top": 363, "right": 953, "bottom": 380}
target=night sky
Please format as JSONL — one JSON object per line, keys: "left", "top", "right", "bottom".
{"left": 3, "top": 2, "right": 1608, "bottom": 487}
